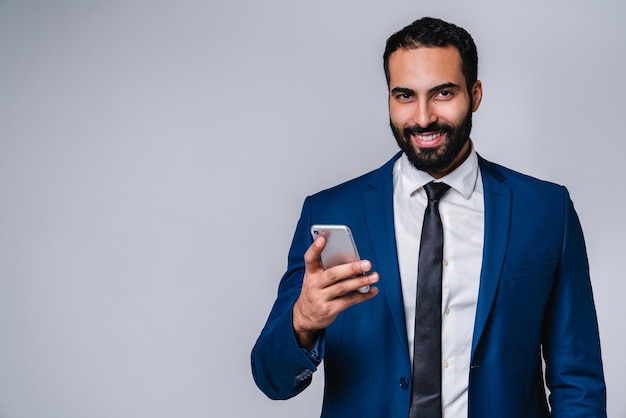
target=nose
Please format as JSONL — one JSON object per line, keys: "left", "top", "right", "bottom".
{"left": 413, "top": 99, "right": 437, "bottom": 128}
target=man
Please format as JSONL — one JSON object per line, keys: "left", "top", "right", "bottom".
{"left": 251, "top": 17, "right": 606, "bottom": 418}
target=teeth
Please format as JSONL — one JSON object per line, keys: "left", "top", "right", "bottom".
{"left": 415, "top": 132, "right": 442, "bottom": 142}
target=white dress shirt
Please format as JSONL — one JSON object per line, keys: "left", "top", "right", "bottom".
{"left": 392, "top": 145, "right": 484, "bottom": 418}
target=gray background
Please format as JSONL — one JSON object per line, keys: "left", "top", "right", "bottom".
{"left": 1, "top": 0, "right": 624, "bottom": 417}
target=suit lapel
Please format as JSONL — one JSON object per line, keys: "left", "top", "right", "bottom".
{"left": 360, "top": 154, "right": 511, "bottom": 360}
{"left": 363, "top": 153, "right": 409, "bottom": 356}
{"left": 471, "top": 157, "right": 511, "bottom": 357}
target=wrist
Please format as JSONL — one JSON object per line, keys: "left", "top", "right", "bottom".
{"left": 292, "top": 302, "right": 320, "bottom": 350}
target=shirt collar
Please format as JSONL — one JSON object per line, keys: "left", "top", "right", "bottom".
{"left": 396, "top": 141, "right": 480, "bottom": 200}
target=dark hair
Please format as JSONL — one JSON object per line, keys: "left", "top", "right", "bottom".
{"left": 383, "top": 17, "right": 478, "bottom": 91}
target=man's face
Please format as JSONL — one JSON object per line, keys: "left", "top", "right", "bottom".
{"left": 388, "top": 45, "right": 482, "bottom": 177}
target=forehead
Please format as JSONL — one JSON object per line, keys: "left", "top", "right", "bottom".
{"left": 388, "top": 45, "right": 465, "bottom": 89}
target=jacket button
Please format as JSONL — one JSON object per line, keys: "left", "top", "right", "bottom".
{"left": 399, "top": 377, "right": 409, "bottom": 389}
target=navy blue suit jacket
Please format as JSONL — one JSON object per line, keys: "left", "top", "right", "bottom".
{"left": 252, "top": 153, "right": 606, "bottom": 417}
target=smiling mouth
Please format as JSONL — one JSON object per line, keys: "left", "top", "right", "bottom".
{"left": 411, "top": 130, "right": 446, "bottom": 147}
{"left": 414, "top": 131, "right": 444, "bottom": 141}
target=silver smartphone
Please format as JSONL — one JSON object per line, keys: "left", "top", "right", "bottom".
{"left": 310, "top": 224, "right": 369, "bottom": 293}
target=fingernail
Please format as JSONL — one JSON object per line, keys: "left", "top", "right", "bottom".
{"left": 360, "top": 260, "right": 371, "bottom": 271}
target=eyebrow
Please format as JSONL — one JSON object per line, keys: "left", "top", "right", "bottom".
{"left": 429, "top": 82, "right": 462, "bottom": 93}
{"left": 390, "top": 82, "right": 462, "bottom": 96}
{"left": 390, "top": 87, "right": 415, "bottom": 95}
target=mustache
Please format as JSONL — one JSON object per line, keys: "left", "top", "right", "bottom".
{"left": 403, "top": 123, "right": 452, "bottom": 136}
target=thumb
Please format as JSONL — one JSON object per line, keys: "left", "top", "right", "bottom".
{"left": 304, "top": 236, "right": 325, "bottom": 272}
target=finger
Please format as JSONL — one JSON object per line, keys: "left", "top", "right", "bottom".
{"left": 303, "top": 236, "right": 326, "bottom": 273}
{"left": 332, "top": 284, "right": 379, "bottom": 309}
{"left": 329, "top": 271, "right": 379, "bottom": 296}
{"left": 324, "top": 259, "right": 373, "bottom": 284}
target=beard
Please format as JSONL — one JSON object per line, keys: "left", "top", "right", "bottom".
{"left": 390, "top": 107, "right": 473, "bottom": 173}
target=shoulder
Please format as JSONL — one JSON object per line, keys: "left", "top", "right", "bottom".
{"left": 479, "top": 155, "right": 568, "bottom": 196}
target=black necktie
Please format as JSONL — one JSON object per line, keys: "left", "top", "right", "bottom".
{"left": 409, "top": 181, "right": 451, "bottom": 418}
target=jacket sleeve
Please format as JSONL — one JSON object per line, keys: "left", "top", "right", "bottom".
{"left": 250, "top": 197, "right": 325, "bottom": 400}
{"left": 542, "top": 188, "right": 606, "bottom": 417}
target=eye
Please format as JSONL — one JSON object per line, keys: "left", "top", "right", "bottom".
{"left": 433, "top": 89, "right": 457, "bottom": 102}
{"left": 394, "top": 92, "right": 413, "bottom": 102}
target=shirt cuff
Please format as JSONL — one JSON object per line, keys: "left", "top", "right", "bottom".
{"left": 299, "top": 331, "right": 325, "bottom": 366}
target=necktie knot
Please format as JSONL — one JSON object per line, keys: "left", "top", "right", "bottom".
{"left": 424, "top": 181, "right": 451, "bottom": 202}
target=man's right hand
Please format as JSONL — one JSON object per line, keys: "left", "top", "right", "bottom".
{"left": 292, "top": 236, "right": 379, "bottom": 349}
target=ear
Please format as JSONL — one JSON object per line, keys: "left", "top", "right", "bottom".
{"left": 471, "top": 80, "right": 483, "bottom": 112}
